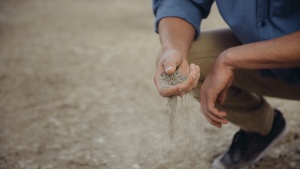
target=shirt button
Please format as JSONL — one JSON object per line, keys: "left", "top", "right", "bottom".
{"left": 261, "top": 21, "right": 266, "bottom": 27}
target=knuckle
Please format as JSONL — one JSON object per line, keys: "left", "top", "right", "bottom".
{"left": 175, "top": 86, "right": 181, "bottom": 92}
{"left": 187, "top": 79, "right": 194, "bottom": 86}
{"left": 211, "top": 115, "right": 218, "bottom": 122}
{"left": 209, "top": 110, "right": 218, "bottom": 117}
{"left": 159, "top": 90, "right": 166, "bottom": 97}
{"left": 178, "top": 84, "right": 187, "bottom": 91}
{"left": 207, "top": 112, "right": 215, "bottom": 120}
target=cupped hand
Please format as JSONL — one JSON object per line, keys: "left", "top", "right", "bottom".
{"left": 154, "top": 50, "right": 200, "bottom": 97}
{"left": 200, "top": 55, "right": 234, "bottom": 128}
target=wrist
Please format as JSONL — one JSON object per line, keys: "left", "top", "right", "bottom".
{"left": 218, "top": 48, "right": 236, "bottom": 71}
{"left": 158, "top": 18, "right": 194, "bottom": 60}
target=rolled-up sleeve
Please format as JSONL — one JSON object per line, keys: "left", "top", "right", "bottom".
{"left": 153, "top": 0, "right": 214, "bottom": 38}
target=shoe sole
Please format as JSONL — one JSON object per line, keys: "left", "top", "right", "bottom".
{"left": 252, "top": 124, "right": 289, "bottom": 164}
{"left": 212, "top": 125, "right": 289, "bottom": 169}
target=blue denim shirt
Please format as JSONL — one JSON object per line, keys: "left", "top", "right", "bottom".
{"left": 153, "top": 0, "right": 300, "bottom": 84}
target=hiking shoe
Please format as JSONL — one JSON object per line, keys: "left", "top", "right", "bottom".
{"left": 212, "top": 109, "right": 288, "bottom": 169}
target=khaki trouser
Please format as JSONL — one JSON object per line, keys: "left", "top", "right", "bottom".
{"left": 157, "top": 29, "right": 300, "bottom": 135}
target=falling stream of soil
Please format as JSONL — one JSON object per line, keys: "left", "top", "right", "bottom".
{"left": 159, "top": 71, "right": 207, "bottom": 169}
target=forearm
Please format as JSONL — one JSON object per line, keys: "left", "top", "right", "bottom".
{"left": 158, "top": 17, "right": 195, "bottom": 58}
{"left": 154, "top": 17, "right": 200, "bottom": 97}
{"left": 222, "top": 30, "right": 300, "bottom": 70}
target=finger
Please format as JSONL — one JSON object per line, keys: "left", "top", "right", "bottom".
{"left": 177, "top": 64, "right": 199, "bottom": 92}
{"left": 200, "top": 85, "right": 226, "bottom": 117}
{"left": 158, "top": 83, "right": 186, "bottom": 97}
{"left": 217, "top": 75, "right": 234, "bottom": 105}
{"left": 201, "top": 85, "right": 228, "bottom": 126}
{"left": 201, "top": 94, "right": 227, "bottom": 124}
{"left": 189, "top": 63, "right": 199, "bottom": 79}
{"left": 206, "top": 111, "right": 228, "bottom": 124}
{"left": 206, "top": 93, "right": 227, "bottom": 117}
{"left": 154, "top": 65, "right": 170, "bottom": 96}
{"left": 217, "top": 89, "right": 227, "bottom": 106}
{"left": 179, "top": 92, "right": 185, "bottom": 97}
{"left": 202, "top": 104, "right": 223, "bottom": 128}
{"left": 162, "top": 50, "right": 180, "bottom": 75}
{"left": 217, "top": 81, "right": 231, "bottom": 106}
{"left": 164, "top": 62, "right": 176, "bottom": 74}
{"left": 192, "top": 64, "right": 200, "bottom": 89}
{"left": 154, "top": 65, "right": 165, "bottom": 86}
{"left": 200, "top": 89, "right": 220, "bottom": 127}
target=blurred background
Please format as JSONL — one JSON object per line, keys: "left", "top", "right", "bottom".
{"left": 0, "top": 0, "right": 299, "bottom": 169}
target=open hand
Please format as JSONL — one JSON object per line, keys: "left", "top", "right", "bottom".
{"left": 154, "top": 50, "right": 200, "bottom": 97}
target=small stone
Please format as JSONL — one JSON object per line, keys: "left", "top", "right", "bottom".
{"left": 133, "top": 163, "right": 140, "bottom": 169}
{"left": 97, "top": 138, "right": 105, "bottom": 144}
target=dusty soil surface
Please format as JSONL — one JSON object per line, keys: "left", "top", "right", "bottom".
{"left": 0, "top": 0, "right": 300, "bottom": 169}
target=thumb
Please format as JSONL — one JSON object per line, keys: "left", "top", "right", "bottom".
{"left": 164, "top": 62, "right": 176, "bottom": 74}
{"left": 217, "top": 89, "right": 227, "bottom": 105}
{"left": 217, "top": 76, "right": 233, "bottom": 105}
{"left": 162, "top": 50, "right": 180, "bottom": 75}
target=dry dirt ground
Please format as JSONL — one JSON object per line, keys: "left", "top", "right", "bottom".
{"left": 0, "top": 0, "right": 300, "bottom": 169}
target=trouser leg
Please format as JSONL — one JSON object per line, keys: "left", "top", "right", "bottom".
{"left": 188, "top": 29, "right": 300, "bottom": 135}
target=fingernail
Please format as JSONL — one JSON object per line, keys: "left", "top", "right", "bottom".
{"left": 166, "top": 66, "right": 173, "bottom": 72}
{"left": 191, "top": 64, "right": 195, "bottom": 69}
